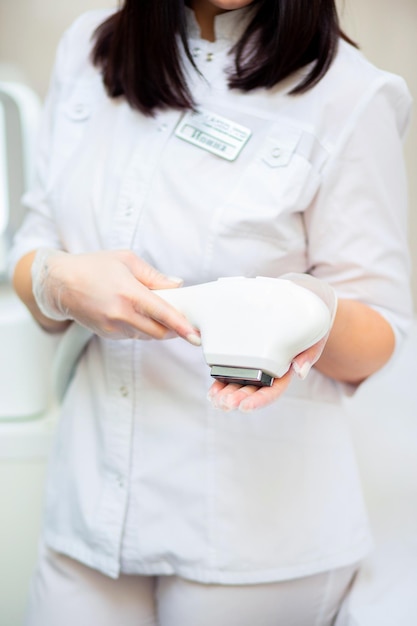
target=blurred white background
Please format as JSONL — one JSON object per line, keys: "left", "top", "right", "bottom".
{"left": 0, "top": 0, "right": 416, "bottom": 306}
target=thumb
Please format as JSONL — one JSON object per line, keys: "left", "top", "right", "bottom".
{"left": 291, "top": 335, "right": 328, "bottom": 380}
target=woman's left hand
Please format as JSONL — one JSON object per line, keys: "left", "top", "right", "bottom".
{"left": 207, "top": 334, "right": 328, "bottom": 413}
{"left": 207, "top": 272, "right": 338, "bottom": 412}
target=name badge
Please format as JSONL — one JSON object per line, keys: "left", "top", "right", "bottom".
{"left": 175, "top": 109, "right": 252, "bottom": 161}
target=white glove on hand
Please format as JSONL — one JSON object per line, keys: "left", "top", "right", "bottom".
{"left": 280, "top": 272, "right": 337, "bottom": 380}
{"left": 31, "top": 247, "right": 201, "bottom": 343}
{"left": 32, "top": 248, "right": 72, "bottom": 322}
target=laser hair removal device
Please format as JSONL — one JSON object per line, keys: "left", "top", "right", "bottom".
{"left": 53, "top": 276, "right": 332, "bottom": 400}
{"left": 154, "top": 276, "right": 331, "bottom": 387}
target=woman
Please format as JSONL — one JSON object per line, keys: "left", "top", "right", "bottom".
{"left": 10, "top": 0, "right": 412, "bottom": 624}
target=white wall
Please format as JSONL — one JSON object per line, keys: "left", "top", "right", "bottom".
{"left": 0, "top": 0, "right": 416, "bottom": 306}
{"left": 0, "top": 0, "right": 117, "bottom": 90}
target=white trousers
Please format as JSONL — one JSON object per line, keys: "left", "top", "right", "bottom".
{"left": 24, "top": 544, "right": 358, "bottom": 626}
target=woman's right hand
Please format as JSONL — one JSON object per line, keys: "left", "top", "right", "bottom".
{"left": 30, "top": 248, "right": 201, "bottom": 344}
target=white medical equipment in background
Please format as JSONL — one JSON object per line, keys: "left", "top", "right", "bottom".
{"left": 0, "top": 80, "right": 57, "bottom": 626}
{"left": 0, "top": 81, "right": 56, "bottom": 419}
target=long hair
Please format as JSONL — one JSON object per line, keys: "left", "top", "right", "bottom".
{"left": 92, "top": 0, "right": 355, "bottom": 116}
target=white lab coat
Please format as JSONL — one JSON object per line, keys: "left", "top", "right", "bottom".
{"left": 9, "top": 8, "right": 413, "bottom": 582}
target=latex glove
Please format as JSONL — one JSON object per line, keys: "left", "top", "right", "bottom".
{"left": 208, "top": 273, "right": 337, "bottom": 413}
{"left": 31, "top": 248, "right": 201, "bottom": 343}
{"left": 281, "top": 272, "right": 337, "bottom": 379}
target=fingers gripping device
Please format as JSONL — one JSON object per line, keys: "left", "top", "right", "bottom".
{"left": 53, "top": 276, "right": 331, "bottom": 401}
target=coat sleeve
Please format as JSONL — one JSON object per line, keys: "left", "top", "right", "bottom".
{"left": 304, "top": 74, "right": 414, "bottom": 350}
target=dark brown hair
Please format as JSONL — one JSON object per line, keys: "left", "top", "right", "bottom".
{"left": 92, "top": 0, "right": 355, "bottom": 115}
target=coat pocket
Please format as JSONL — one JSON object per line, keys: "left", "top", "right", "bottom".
{"left": 204, "top": 124, "right": 327, "bottom": 279}
{"left": 216, "top": 123, "right": 326, "bottom": 239}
